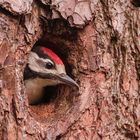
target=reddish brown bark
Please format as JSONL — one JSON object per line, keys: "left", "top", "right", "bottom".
{"left": 0, "top": 0, "right": 140, "bottom": 140}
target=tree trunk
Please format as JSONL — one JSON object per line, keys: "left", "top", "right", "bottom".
{"left": 0, "top": 0, "right": 139, "bottom": 139}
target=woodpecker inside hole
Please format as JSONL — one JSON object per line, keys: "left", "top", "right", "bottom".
{"left": 24, "top": 45, "right": 79, "bottom": 105}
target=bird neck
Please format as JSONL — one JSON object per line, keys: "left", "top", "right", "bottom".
{"left": 25, "top": 78, "right": 59, "bottom": 104}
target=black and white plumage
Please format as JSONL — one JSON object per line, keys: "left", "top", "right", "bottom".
{"left": 24, "top": 46, "right": 78, "bottom": 104}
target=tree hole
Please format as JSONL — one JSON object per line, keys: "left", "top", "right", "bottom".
{"left": 25, "top": 34, "right": 79, "bottom": 123}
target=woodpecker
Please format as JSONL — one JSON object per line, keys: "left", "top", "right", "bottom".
{"left": 24, "top": 45, "right": 78, "bottom": 105}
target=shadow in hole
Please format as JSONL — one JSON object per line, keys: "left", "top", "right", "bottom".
{"left": 42, "top": 85, "right": 60, "bottom": 104}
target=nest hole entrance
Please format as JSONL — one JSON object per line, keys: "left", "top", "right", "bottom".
{"left": 27, "top": 37, "right": 78, "bottom": 123}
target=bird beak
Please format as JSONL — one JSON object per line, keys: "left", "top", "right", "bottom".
{"left": 58, "top": 73, "right": 79, "bottom": 88}
{"left": 33, "top": 71, "right": 79, "bottom": 88}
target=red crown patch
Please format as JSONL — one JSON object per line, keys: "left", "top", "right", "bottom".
{"left": 41, "top": 47, "right": 63, "bottom": 65}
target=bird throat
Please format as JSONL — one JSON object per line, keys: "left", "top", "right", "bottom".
{"left": 25, "top": 78, "right": 60, "bottom": 104}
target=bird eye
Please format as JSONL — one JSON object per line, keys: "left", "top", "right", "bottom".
{"left": 45, "top": 62, "right": 54, "bottom": 69}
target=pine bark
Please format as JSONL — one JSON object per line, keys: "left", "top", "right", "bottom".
{"left": 0, "top": 0, "right": 140, "bottom": 140}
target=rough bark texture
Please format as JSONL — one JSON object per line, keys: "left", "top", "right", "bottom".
{"left": 0, "top": 0, "right": 140, "bottom": 140}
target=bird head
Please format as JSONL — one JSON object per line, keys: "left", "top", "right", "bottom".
{"left": 25, "top": 46, "right": 79, "bottom": 88}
